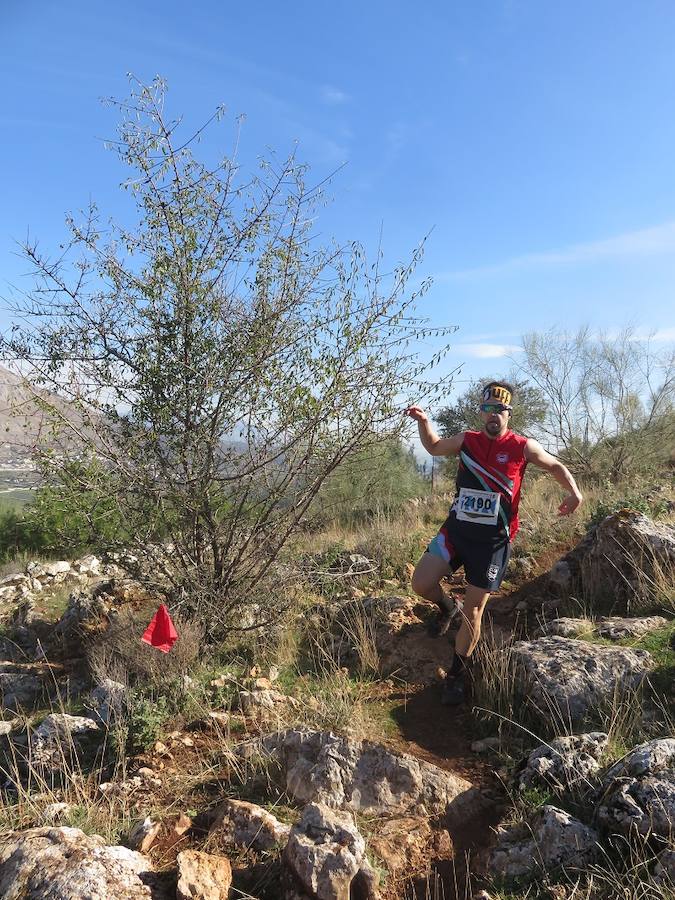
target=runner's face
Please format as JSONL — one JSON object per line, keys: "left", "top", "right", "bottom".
{"left": 480, "top": 404, "right": 510, "bottom": 437}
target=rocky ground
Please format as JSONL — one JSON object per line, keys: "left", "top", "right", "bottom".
{"left": 0, "top": 510, "right": 673, "bottom": 899}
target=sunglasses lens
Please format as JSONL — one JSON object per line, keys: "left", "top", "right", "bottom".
{"left": 481, "top": 403, "right": 508, "bottom": 413}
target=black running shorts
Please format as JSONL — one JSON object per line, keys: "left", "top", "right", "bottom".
{"left": 426, "top": 519, "right": 512, "bottom": 591}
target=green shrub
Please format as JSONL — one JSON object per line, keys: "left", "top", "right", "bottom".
{"left": 315, "top": 441, "right": 426, "bottom": 527}
{"left": 126, "top": 692, "right": 170, "bottom": 754}
{"left": 587, "top": 492, "right": 669, "bottom": 528}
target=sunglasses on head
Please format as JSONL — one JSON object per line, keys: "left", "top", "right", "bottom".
{"left": 480, "top": 402, "right": 511, "bottom": 414}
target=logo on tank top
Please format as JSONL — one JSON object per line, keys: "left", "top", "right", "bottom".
{"left": 496, "top": 452, "right": 509, "bottom": 464}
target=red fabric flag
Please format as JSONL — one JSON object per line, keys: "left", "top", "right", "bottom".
{"left": 141, "top": 603, "right": 178, "bottom": 653}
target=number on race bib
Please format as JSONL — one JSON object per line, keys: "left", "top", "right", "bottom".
{"left": 455, "top": 488, "right": 500, "bottom": 525}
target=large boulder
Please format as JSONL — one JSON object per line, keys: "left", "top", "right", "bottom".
{"left": 485, "top": 805, "right": 599, "bottom": 882}
{"left": 0, "top": 826, "right": 165, "bottom": 899}
{"left": 516, "top": 732, "right": 608, "bottom": 793}
{"left": 284, "top": 802, "right": 378, "bottom": 900}
{"left": 260, "top": 729, "right": 480, "bottom": 824}
{"left": 551, "top": 512, "right": 675, "bottom": 610}
{"left": 512, "top": 636, "right": 652, "bottom": 723}
{"left": 596, "top": 739, "right": 675, "bottom": 841}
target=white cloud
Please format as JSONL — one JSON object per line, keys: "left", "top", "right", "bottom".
{"left": 634, "top": 327, "right": 675, "bottom": 343}
{"left": 439, "top": 221, "right": 675, "bottom": 280}
{"left": 457, "top": 343, "right": 523, "bottom": 359}
{"left": 321, "top": 85, "right": 349, "bottom": 105}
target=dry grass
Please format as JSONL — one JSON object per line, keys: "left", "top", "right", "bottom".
{"left": 0, "top": 683, "right": 132, "bottom": 842}
{"left": 487, "top": 839, "right": 675, "bottom": 899}
{"left": 579, "top": 526, "right": 675, "bottom": 616}
{"left": 86, "top": 604, "right": 204, "bottom": 687}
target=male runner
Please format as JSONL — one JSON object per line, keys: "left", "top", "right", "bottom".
{"left": 405, "top": 381, "right": 582, "bottom": 705}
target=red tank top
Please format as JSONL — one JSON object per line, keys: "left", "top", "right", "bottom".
{"left": 451, "top": 430, "right": 529, "bottom": 541}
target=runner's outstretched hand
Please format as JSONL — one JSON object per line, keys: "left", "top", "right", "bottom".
{"left": 558, "top": 494, "right": 582, "bottom": 517}
{"left": 404, "top": 406, "right": 428, "bottom": 422}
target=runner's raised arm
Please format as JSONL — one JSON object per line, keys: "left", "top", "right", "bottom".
{"left": 404, "top": 406, "right": 464, "bottom": 456}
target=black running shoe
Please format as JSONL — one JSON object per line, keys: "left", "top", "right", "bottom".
{"left": 428, "top": 602, "right": 459, "bottom": 638}
{"left": 440, "top": 673, "right": 465, "bottom": 706}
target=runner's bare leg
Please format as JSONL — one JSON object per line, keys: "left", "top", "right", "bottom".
{"left": 411, "top": 553, "right": 453, "bottom": 610}
{"left": 454, "top": 583, "right": 491, "bottom": 657}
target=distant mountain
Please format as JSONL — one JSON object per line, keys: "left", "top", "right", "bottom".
{"left": 0, "top": 366, "right": 80, "bottom": 465}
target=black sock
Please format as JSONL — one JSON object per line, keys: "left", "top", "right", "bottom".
{"left": 448, "top": 652, "right": 468, "bottom": 677}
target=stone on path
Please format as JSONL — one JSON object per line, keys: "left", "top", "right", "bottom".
{"left": 368, "top": 815, "right": 452, "bottom": 878}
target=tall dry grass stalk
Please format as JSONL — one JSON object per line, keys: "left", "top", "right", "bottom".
{"left": 0, "top": 665, "right": 131, "bottom": 841}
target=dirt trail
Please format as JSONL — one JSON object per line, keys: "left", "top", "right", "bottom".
{"left": 378, "top": 558, "right": 568, "bottom": 900}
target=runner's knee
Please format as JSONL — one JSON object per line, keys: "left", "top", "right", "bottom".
{"left": 411, "top": 569, "right": 432, "bottom": 597}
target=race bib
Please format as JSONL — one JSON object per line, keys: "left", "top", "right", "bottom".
{"left": 455, "top": 487, "right": 500, "bottom": 525}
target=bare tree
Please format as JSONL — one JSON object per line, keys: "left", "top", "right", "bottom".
{"left": 519, "top": 327, "right": 675, "bottom": 481}
{"left": 2, "top": 77, "right": 456, "bottom": 635}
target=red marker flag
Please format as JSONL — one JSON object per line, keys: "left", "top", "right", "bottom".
{"left": 141, "top": 603, "right": 178, "bottom": 653}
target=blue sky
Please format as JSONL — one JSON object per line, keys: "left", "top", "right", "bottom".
{"left": 2, "top": 0, "right": 675, "bottom": 393}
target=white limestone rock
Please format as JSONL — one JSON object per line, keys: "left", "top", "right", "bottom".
{"left": 208, "top": 798, "right": 291, "bottom": 850}
{"left": 0, "top": 826, "right": 163, "bottom": 899}
{"left": 512, "top": 636, "right": 652, "bottom": 722}
{"left": 30, "top": 713, "right": 102, "bottom": 770}
{"left": 284, "top": 802, "right": 378, "bottom": 900}
{"left": 88, "top": 679, "right": 127, "bottom": 726}
{"left": 597, "top": 739, "right": 675, "bottom": 840}
{"left": 486, "top": 805, "right": 599, "bottom": 881}
{"left": 176, "top": 849, "right": 232, "bottom": 900}
{"left": 260, "top": 729, "right": 481, "bottom": 825}
{"left": 516, "top": 733, "right": 608, "bottom": 793}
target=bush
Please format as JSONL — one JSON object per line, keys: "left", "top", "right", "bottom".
{"left": 587, "top": 492, "right": 670, "bottom": 528}
{"left": 314, "top": 440, "right": 426, "bottom": 526}
{"left": 126, "top": 692, "right": 170, "bottom": 755}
